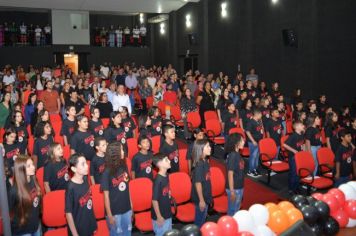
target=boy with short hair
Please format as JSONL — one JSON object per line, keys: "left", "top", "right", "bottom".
{"left": 151, "top": 153, "right": 172, "bottom": 236}
{"left": 90, "top": 137, "right": 107, "bottom": 185}
{"left": 61, "top": 105, "right": 76, "bottom": 145}
{"left": 283, "top": 121, "right": 306, "bottom": 194}
{"left": 266, "top": 108, "right": 283, "bottom": 159}
{"left": 159, "top": 124, "right": 179, "bottom": 173}
{"left": 334, "top": 129, "right": 356, "bottom": 187}
{"left": 132, "top": 135, "right": 153, "bottom": 180}
{"left": 245, "top": 109, "right": 264, "bottom": 177}
{"left": 223, "top": 101, "right": 238, "bottom": 137}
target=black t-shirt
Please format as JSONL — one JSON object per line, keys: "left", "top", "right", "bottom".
{"left": 335, "top": 144, "right": 355, "bottom": 177}
{"left": 285, "top": 132, "right": 305, "bottom": 157}
{"left": 186, "top": 142, "right": 194, "bottom": 160}
{"left": 239, "top": 109, "right": 253, "bottom": 128}
{"left": 132, "top": 151, "right": 153, "bottom": 180}
{"left": 89, "top": 119, "right": 104, "bottom": 137}
{"left": 223, "top": 112, "right": 238, "bottom": 134}
{"left": 95, "top": 102, "right": 113, "bottom": 119}
{"left": 151, "top": 117, "right": 162, "bottom": 136}
{"left": 9, "top": 178, "right": 40, "bottom": 235}
{"left": 44, "top": 160, "right": 69, "bottom": 191}
{"left": 260, "top": 107, "right": 271, "bottom": 125}
{"left": 245, "top": 119, "right": 264, "bottom": 142}
{"left": 199, "top": 91, "right": 215, "bottom": 113}
{"left": 104, "top": 126, "right": 127, "bottom": 145}
{"left": 349, "top": 127, "right": 356, "bottom": 145}
{"left": 65, "top": 179, "right": 97, "bottom": 236}
{"left": 266, "top": 119, "right": 283, "bottom": 146}
{"left": 325, "top": 126, "right": 340, "bottom": 153}
{"left": 245, "top": 88, "right": 256, "bottom": 99}
{"left": 159, "top": 140, "right": 179, "bottom": 173}
{"left": 225, "top": 151, "right": 245, "bottom": 189}
{"left": 191, "top": 159, "right": 212, "bottom": 204}
{"left": 60, "top": 118, "right": 76, "bottom": 143}
{"left": 70, "top": 130, "right": 96, "bottom": 161}
{"left": 305, "top": 127, "right": 322, "bottom": 146}
{"left": 217, "top": 98, "right": 232, "bottom": 122}
{"left": 34, "top": 136, "right": 54, "bottom": 168}
{"left": 67, "top": 99, "right": 84, "bottom": 114}
{"left": 90, "top": 155, "right": 106, "bottom": 184}
{"left": 236, "top": 98, "right": 246, "bottom": 111}
{"left": 14, "top": 124, "right": 29, "bottom": 154}
{"left": 122, "top": 117, "right": 136, "bottom": 139}
{"left": 151, "top": 174, "right": 172, "bottom": 220}
{"left": 3, "top": 143, "right": 20, "bottom": 170}
{"left": 139, "top": 127, "right": 153, "bottom": 139}
{"left": 100, "top": 166, "right": 131, "bottom": 215}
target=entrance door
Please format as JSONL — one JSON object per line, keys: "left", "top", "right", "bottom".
{"left": 64, "top": 53, "right": 79, "bottom": 75}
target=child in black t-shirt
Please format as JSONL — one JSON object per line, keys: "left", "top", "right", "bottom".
{"left": 283, "top": 121, "right": 305, "bottom": 194}
{"left": 44, "top": 143, "right": 69, "bottom": 193}
{"left": 89, "top": 107, "right": 104, "bottom": 137}
{"left": 191, "top": 139, "right": 212, "bottom": 228}
{"left": 245, "top": 109, "right": 264, "bottom": 177}
{"left": 259, "top": 98, "right": 271, "bottom": 127}
{"left": 120, "top": 106, "right": 137, "bottom": 139}
{"left": 104, "top": 111, "right": 127, "bottom": 146}
{"left": 266, "top": 108, "right": 283, "bottom": 159}
{"left": 225, "top": 133, "right": 245, "bottom": 216}
{"left": 292, "top": 100, "right": 304, "bottom": 122}
{"left": 305, "top": 114, "right": 322, "bottom": 176}
{"left": 348, "top": 117, "right": 356, "bottom": 145}
{"left": 90, "top": 137, "right": 107, "bottom": 184}
{"left": 159, "top": 124, "right": 180, "bottom": 173}
{"left": 149, "top": 106, "right": 163, "bottom": 136}
{"left": 9, "top": 156, "right": 42, "bottom": 235}
{"left": 239, "top": 98, "right": 253, "bottom": 130}
{"left": 70, "top": 115, "right": 96, "bottom": 161}
{"left": 61, "top": 105, "right": 77, "bottom": 146}
{"left": 151, "top": 153, "right": 172, "bottom": 236}
{"left": 307, "top": 100, "right": 318, "bottom": 117}
{"left": 65, "top": 154, "right": 97, "bottom": 236}
{"left": 325, "top": 112, "right": 340, "bottom": 153}
{"left": 132, "top": 135, "right": 153, "bottom": 180}
{"left": 101, "top": 142, "right": 132, "bottom": 236}
{"left": 223, "top": 100, "right": 238, "bottom": 138}
{"left": 138, "top": 114, "right": 153, "bottom": 138}
{"left": 0, "top": 128, "right": 20, "bottom": 171}
{"left": 186, "top": 128, "right": 206, "bottom": 175}
{"left": 334, "top": 129, "right": 356, "bottom": 187}
{"left": 9, "top": 110, "right": 29, "bottom": 154}
{"left": 33, "top": 121, "right": 54, "bottom": 168}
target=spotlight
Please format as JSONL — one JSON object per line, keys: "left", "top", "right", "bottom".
{"left": 139, "top": 13, "right": 144, "bottom": 24}
{"left": 186, "top": 14, "right": 192, "bottom": 28}
{"left": 221, "top": 2, "right": 228, "bottom": 18}
{"left": 160, "top": 23, "right": 165, "bottom": 34}
{"left": 271, "top": 0, "right": 278, "bottom": 4}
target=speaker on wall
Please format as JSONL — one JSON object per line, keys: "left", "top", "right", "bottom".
{"left": 188, "top": 33, "right": 198, "bottom": 46}
{"left": 282, "top": 29, "right": 298, "bottom": 48}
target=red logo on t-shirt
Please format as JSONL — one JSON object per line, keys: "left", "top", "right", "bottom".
{"left": 17, "top": 130, "right": 25, "bottom": 138}
{"left": 168, "top": 150, "right": 179, "bottom": 163}
{"left": 79, "top": 189, "right": 92, "bottom": 207}
{"left": 140, "top": 159, "right": 152, "bottom": 171}
{"left": 84, "top": 135, "right": 95, "bottom": 146}
{"left": 315, "top": 133, "right": 321, "bottom": 140}
{"left": 124, "top": 121, "right": 131, "bottom": 128}
{"left": 239, "top": 160, "right": 245, "bottom": 170}
{"left": 296, "top": 140, "right": 305, "bottom": 148}
{"left": 116, "top": 132, "right": 126, "bottom": 142}
{"left": 69, "top": 127, "right": 74, "bottom": 134}
{"left": 111, "top": 172, "right": 129, "bottom": 188}
{"left": 41, "top": 145, "right": 50, "bottom": 155}
{"left": 6, "top": 148, "right": 19, "bottom": 159}
{"left": 94, "top": 125, "right": 104, "bottom": 134}
{"left": 57, "top": 165, "right": 68, "bottom": 179}
{"left": 342, "top": 151, "right": 353, "bottom": 161}
{"left": 98, "top": 164, "right": 105, "bottom": 173}
{"left": 153, "top": 122, "right": 161, "bottom": 130}
{"left": 246, "top": 113, "right": 252, "bottom": 119}
{"left": 162, "top": 185, "right": 170, "bottom": 197}
{"left": 205, "top": 171, "right": 211, "bottom": 181}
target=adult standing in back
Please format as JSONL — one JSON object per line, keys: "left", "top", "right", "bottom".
{"left": 40, "top": 80, "right": 60, "bottom": 114}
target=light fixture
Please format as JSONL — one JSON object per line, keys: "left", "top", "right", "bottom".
{"left": 160, "top": 23, "right": 165, "bottom": 34}
{"left": 271, "top": 0, "right": 278, "bottom": 4}
{"left": 158, "top": 5, "right": 162, "bottom": 13}
{"left": 221, "top": 2, "right": 227, "bottom": 18}
{"left": 186, "top": 14, "right": 192, "bottom": 28}
{"left": 139, "top": 13, "right": 144, "bottom": 24}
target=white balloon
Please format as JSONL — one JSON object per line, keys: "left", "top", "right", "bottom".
{"left": 347, "top": 181, "right": 356, "bottom": 192}
{"left": 339, "top": 184, "right": 356, "bottom": 200}
{"left": 233, "top": 210, "right": 255, "bottom": 232}
{"left": 255, "top": 225, "right": 275, "bottom": 236}
{"left": 346, "top": 218, "right": 356, "bottom": 228}
{"left": 249, "top": 204, "right": 269, "bottom": 226}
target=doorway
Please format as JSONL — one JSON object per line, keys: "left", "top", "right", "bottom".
{"left": 64, "top": 53, "right": 79, "bottom": 75}
{"left": 180, "top": 55, "right": 198, "bottom": 75}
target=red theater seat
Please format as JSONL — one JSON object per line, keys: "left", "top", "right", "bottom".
{"left": 204, "top": 119, "right": 225, "bottom": 145}
{"left": 210, "top": 167, "right": 228, "bottom": 214}
{"left": 317, "top": 147, "right": 335, "bottom": 179}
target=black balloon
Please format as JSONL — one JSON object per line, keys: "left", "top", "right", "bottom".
{"left": 291, "top": 195, "right": 309, "bottom": 208}
{"left": 301, "top": 205, "right": 320, "bottom": 225}
{"left": 313, "top": 200, "right": 330, "bottom": 221}
{"left": 309, "top": 223, "right": 323, "bottom": 236}
{"left": 323, "top": 217, "right": 340, "bottom": 236}
{"left": 163, "top": 229, "right": 180, "bottom": 236}
{"left": 180, "top": 224, "right": 201, "bottom": 236}
{"left": 306, "top": 196, "right": 317, "bottom": 206}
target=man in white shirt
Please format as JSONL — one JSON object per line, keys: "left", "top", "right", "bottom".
{"left": 41, "top": 67, "right": 52, "bottom": 80}
{"left": 100, "top": 63, "right": 110, "bottom": 78}
{"left": 112, "top": 84, "right": 132, "bottom": 114}
{"left": 147, "top": 71, "right": 156, "bottom": 89}
{"left": 2, "top": 70, "right": 15, "bottom": 85}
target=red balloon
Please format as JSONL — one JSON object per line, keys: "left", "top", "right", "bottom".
{"left": 345, "top": 200, "right": 356, "bottom": 219}
{"left": 217, "top": 216, "right": 239, "bottom": 236}
{"left": 322, "top": 193, "right": 340, "bottom": 214}
{"left": 201, "top": 222, "right": 222, "bottom": 236}
{"left": 312, "top": 193, "right": 323, "bottom": 201}
{"left": 237, "top": 232, "right": 254, "bottom": 236}
{"left": 331, "top": 208, "right": 349, "bottom": 228}
{"left": 328, "top": 188, "right": 346, "bottom": 206}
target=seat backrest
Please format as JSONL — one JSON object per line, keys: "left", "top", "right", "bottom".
{"left": 27, "top": 135, "right": 35, "bottom": 156}
{"left": 146, "top": 96, "right": 154, "bottom": 109}
{"left": 35, "top": 167, "right": 45, "bottom": 194}
{"left": 169, "top": 172, "right": 191, "bottom": 204}
{"left": 205, "top": 119, "right": 222, "bottom": 137}
{"left": 127, "top": 138, "right": 139, "bottom": 161}
{"left": 280, "top": 135, "right": 289, "bottom": 152}
{"left": 286, "top": 120, "right": 293, "bottom": 134}
{"left": 129, "top": 178, "right": 153, "bottom": 212}
{"left": 229, "top": 127, "right": 246, "bottom": 140}
{"left": 163, "top": 91, "right": 177, "bottom": 105}
{"left": 90, "top": 184, "right": 105, "bottom": 220}
{"left": 157, "top": 101, "right": 166, "bottom": 116}
{"left": 126, "top": 158, "right": 132, "bottom": 178}
{"left": 101, "top": 118, "right": 110, "bottom": 128}
{"left": 84, "top": 104, "right": 91, "bottom": 117}
{"left": 50, "top": 114, "right": 62, "bottom": 123}
{"left": 204, "top": 111, "right": 219, "bottom": 121}
{"left": 170, "top": 105, "right": 182, "bottom": 121}
{"left": 187, "top": 111, "right": 201, "bottom": 129}
{"left": 317, "top": 147, "right": 335, "bottom": 167}
{"left": 52, "top": 121, "right": 63, "bottom": 136}
{"left": 42, "top": 190, "right": 66, "bottom": 227}
{"left": 258, "top": 138, "right": 278, "bottom": 161}
{"left": 210, "top": 167, "right": 225, "bottom": 197}
{"left": 178, "top": 148, "right": 189, "bottom": 174}
{"left": 151, "top": 135, "right": 161, "bottom": 154}
{"left": 63, "top": 145, "right": 71, "bottom": 161}
{"left": 54, "top": 135, "right": 64, "bottom": 146}
{"left": 320, "top": 128, "right": 327, "bottom": 145}
{"left": 295, "top": 151, "right": 315, "bottom": 177}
